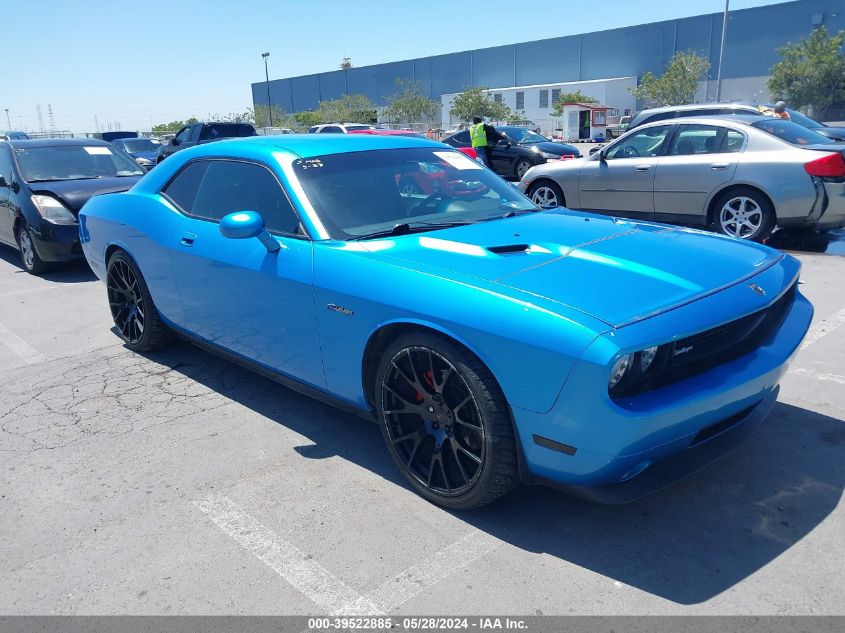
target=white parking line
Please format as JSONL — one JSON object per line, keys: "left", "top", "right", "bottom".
{"left": 195, "top": 494, "right": 381, "bottom": 614}
{"left": 0, "top": 319, "right": 45, "bottom": 364}
{"left": 195, "top": 494, "right": 508, "bottom": 616}
{"left": 800, "top": 308, "right": 845, "bottom": 350}
{"left": 338, "top": 530, "right": 503, "bottom": 615}
{"left": 788, "top": 367, "right": 845, "bottom": 385}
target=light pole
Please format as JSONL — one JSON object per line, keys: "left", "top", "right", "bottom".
{"left": 4, "top": 108, "right": 10, "bottom": 130}
{"left": 716, "top": 0, "right": 730, "bottom": 102}
{"left": 262, "top": 52, "right": 274, "bottom": 127}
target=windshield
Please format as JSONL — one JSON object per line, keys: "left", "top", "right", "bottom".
{"left": 119, "top": 138, "right": 160, "bottom": 153}
{"left": 502, "top": 128, "right": 548, "bottom": 143}
{"left": 14, "top": 145, "right": 145, "bottom": 182}
{"left": 292, "top": 147, "right": 538, "bottom": 240}
{"left": 751, "top": 119, "right": 831, "bottom": 146}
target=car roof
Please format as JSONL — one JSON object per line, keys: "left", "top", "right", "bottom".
{"left": 637, "top": 102, "right": 757, "bottom": 115}
{"left": 188, "top": 133, "right": 446, "bottom": 158}
{"left": 6, "top": 138, "right": 111, "bottom": 148}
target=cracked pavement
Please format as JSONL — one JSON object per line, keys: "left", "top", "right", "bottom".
{"left": 0, "top": 248, "right": 842, "bottom": 615}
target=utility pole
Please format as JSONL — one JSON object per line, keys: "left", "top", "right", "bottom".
{"left": 716, "top": 0, "right": 730, "bottom": 102}
{"left": 262, "top": 52, "right": 273, "bottom": 127}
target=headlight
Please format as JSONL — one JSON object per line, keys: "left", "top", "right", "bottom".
{"left": 135, "top": 157, "right": 153, "bottom": 166}
{"left": 30, "top": 195, "right": 76, "bottom": 224}
{"left": 609, "top": 345, "right": 668, "bottom": 397}
{"left": 539, "top": 152, "right": 559, "bottom": 159}
{"left": 609, "top": 354, "right": 632, "bottom": 388}
{"left": 640, "top": 346, "right": 659, "bottom": 372}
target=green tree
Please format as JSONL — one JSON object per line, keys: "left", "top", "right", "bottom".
{"left": 768, "top": 27, "right": 845, "bottom": 118}
{"left": 383, "top": 79, "right": 438, "bottom": 124}
{"left": 317, "top": 94, "right": 378, "bottom": 123}
{"left": 292, "top": 110, "right": 322, "bottom": 129}
{"left": 151, "top": 117, "right": 199, "bottom": 133}
{"left": 630, "top": 50, "right": 711, "bottom": 106}
{"left": 449, "top": 87, "right": 512, "bottom": 122}
{"left": 250, "top": 104, "right": 287, "bottom": 128}
{"left": 550, "top": 91, "right": 598, "bottom": 117}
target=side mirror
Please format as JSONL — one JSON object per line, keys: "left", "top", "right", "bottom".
{"left": 219, "top": 211, "right": 280, "bottom": 253}
{"left": 0, "top": 175, "right": 7, "bottom": 188}
{"left": 171, "top": 138, "right": 180, "bottom": 146}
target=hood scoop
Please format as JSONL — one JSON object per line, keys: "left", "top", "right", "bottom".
{"left": 486, "top": 244, "right": 531, "bottom": 255}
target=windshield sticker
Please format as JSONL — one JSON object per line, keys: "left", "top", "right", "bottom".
{"left": 84, "top": 147, "right": 113, "bottom": 155}
{"left": 434, "top": 151, "right": 483, "bottom": 170}
{"left": 298, "top": 158, "right": 324, "bottom": 170}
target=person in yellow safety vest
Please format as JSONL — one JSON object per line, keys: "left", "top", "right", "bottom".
{"left": 469, "top": 115, "right": 505, "bottom": 168}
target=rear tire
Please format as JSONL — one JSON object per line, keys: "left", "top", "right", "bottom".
{"left": 106, "top": 251, "right": 171, "bottom": 352}
{"left": 375, "top": 331, "right": 519, "bottom": 510}
{"left": 514, "top": 159, "right": 533, "bottom": 180}
{"left": 16, "top": 223, "right": 49, "bottom": 275}
{"left": 711, "top": 188, "right": 775, "bottom": 241}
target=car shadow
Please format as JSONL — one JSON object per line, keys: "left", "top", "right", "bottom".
{"left": 141, "top": 341, "right": 844, "bottom": 605}
{"left": 0, "top": 244, "right": 97, "bottom": 283}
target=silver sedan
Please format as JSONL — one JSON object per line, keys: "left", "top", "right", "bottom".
{"left": 519, "top": 115, "right": 845, "bottom": 241}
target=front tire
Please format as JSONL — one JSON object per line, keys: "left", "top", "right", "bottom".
{"left": 712, "top": 188, "right": 775, "bottom": 241}
{"left": 16, "top": 223, "right": 49, "bottom": 275}
{"left": 375, "top": 332, "right": 518, "bottom": 509}
{"left": 106, "top": 251, "right": 171, "bottom": 352}
{"left": 527, "top": 180, "right": 565, "bottom": 208}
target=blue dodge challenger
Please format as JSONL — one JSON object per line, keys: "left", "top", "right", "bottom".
{"left": 78, "top": 134, "right": 812, "bottom": 508}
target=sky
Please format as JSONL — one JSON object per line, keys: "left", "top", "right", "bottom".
{"left": 4, "top": 0, "right": 798, "bottom": 133}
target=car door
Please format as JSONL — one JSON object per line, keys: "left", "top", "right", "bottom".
{"left": 164, "top": 158, "right": 325, "bottom": 390}
{"left": 653, "top": 124, "right": 743, "bottom": 218}
{"left": 577, "top": 124, "right": 672, "bottom": 214}
{"left": 0, "top": 145, "right": 14, "bottom": 245}
{"left": 488, "top": 138, "right": 516, "bottom": 174}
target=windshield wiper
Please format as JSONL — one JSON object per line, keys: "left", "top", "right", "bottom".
{"left": 351, "top": 220, "right": 470, "bottom": 241}
{"left": 26, "top": 176, "right": 103, "bottom": 183}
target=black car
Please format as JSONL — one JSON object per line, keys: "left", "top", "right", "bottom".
{"left": 0, "top": 139, "right": 144, "bottom": 274}
{"left": 443, "top": 127, "right": 580, "bottom": 179}
{"left": 156, "top": 122, "right": 257, "bottom": 163}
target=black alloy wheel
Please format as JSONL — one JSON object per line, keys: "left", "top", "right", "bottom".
{"left": 376, "top": 332, "right": 518, "bottom": 509}
{"left": 106, "top": 251, "right": 170, "bottom": 352}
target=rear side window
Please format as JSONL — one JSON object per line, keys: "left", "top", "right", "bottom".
{"left": 640, "top": 111, "right": 676, "bottom": 126}
{"left": 319, "top": 126, "right": 342, "bottom": 133}
{"left": 162, "top": 161, "right": 209, "bottom": 211}
{"left": 190, "top": 160, "right": 301, "bottom": 234}
{"left": 200, "top": 124, "right": 255, "bottom": 141}
{"left": 722, "top": 130, "right": 745, "bottom": 153}
{"left": 307, "top": 126, "right": 319, "bottom": 133}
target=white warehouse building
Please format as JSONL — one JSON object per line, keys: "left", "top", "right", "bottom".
{"left": 440, "top": 77, "right": 638, "bottom": 137}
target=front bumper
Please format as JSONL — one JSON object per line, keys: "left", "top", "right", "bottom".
{"left": 512, "top": 280, "right": 813, "bottom": 502}
{"left": 30, "top": 221, "right": 84, "bottom": 262}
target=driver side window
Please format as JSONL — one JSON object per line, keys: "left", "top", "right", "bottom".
{"left": 605, "top": 125, "right": 671, "bottom": 160}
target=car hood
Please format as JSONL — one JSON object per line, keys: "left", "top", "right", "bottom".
{"left": 361, "top": 210, "right": 782, "bottom": 328}
{"left": 29, "top": 176, "right": 141, "bottom": 212}
{"left": 520, "top": 140, "right": 579, "bottom": 155}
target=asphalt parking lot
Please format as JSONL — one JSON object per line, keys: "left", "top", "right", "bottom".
{"left": 0, "top": 238, "right": 843, "bottom": 616}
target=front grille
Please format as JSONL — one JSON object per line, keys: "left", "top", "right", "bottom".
{"left": 612, "top": 283, "right": 796, "bottom": 398}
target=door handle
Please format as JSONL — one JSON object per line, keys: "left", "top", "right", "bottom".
{"left": 710, "top": 162, "right": 730, "bottom": 170}
{"left": 180, "top": 232, "right": 197, "bottom": 247}
{"left": 635, "top": 164, "right": 651, "bottom": 172}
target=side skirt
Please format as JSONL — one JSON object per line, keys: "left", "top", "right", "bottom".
{"left": 174, "top": 328, "right": 377, "bottom": 424}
